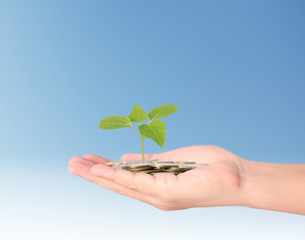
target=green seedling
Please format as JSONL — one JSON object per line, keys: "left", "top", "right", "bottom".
{"left": 98, "top": 104, "right": 178, "bottom": 162}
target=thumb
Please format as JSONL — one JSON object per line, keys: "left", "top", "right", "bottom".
{"left": 120, "top": 153, "right": 154, "bottom": 161}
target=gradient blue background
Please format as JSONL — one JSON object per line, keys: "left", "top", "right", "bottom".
{"left": 1, "top": 1, "right": 304, "bottom": 239}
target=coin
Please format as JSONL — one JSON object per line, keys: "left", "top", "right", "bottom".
{"left": 105, "top": 161, "right": 120, "bottom": 166}
{"left": 123, "top": 159, "right": 154, "bottom": 165}
{"left": 123, "top": 167, "right": 152, "bottom": 171}
{"left": 151, "top": 159, "right": 160, "bottom": 162}
{"left": 105, "top": 162, "right": 115, "bottom": 166}
{"left": 151, "top": 172, "right": 176, "bottom": 175}
{"left": 153, "top": 164, "right": 179, "bottom": 169}
{"left": 124, "top": 164, "right": 151, "bottom": 168}
{"left": 140, "top": 169, "right": 168, "bottom": 174}
{"left": 105, "top": 159, "right": 207, "bottom": 175}
{"left": 178, "top": 163, "right": 206, "bottom": 168}
{"left": 124, "top": 167, "right": 154, "bottom": 172}
{"left": 174, "top": 161, "right": 196, "bottom": 164}
{"left": 164, "top": 167, "right": 193, "bottom": 172}
{"left": 151, "top": 160, "right": 174, "bottom": 163}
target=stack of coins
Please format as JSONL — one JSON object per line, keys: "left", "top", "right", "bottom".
{"left": 104, "top": 159, "right": 207, "bottom": 175}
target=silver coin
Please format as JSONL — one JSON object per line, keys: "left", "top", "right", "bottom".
{"left": 178, "top": 163, "right": 207, "bottom": 168}
{"left": 152, "top": 163, "right": 179, "bottom": 168}
{"left": 123, "top": 159, "right": 154, "bottom": 165}
{"left": 174, "top": 161, "right": 196, "bottom": 164}
{"left": 151, "top": 172, "right": 176, "bottom": 175}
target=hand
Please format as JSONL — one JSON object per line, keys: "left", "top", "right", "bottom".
{"left": 68, "top": 145, "right": 246, "bottom": 211}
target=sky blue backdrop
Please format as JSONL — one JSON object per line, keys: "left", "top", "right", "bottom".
{"left": 1, "top": 1, "right": 304, "bottom": 239}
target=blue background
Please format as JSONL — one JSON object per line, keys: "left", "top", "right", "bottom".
{"left": 1, "top": 1, "right": 304, "bottom": 239}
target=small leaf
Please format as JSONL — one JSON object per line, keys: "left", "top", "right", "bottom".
{"left": 139, "top": 119, "right": 165, "bottom": 147}
{"left": 148, "top": 104, "right": 178, "bottom": 121}
{"left": 128, "top": 104, "right": 148, "bottom": 123}
{"left": 98, "top": 116, "right": 131, "bottom": 129}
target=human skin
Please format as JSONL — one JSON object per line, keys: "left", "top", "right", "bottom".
{"left": 68, "top": 145, "right": 305, "bottom": 215}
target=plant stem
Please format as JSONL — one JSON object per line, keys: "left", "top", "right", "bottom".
{"left": 130, "top": 123, "right": 142, "bottom": 138}
{"left": 130, "top": 123, "right": 145, "bottom": 162}
{"left": 142, "top": 137, "right": 144, "bottom": 162}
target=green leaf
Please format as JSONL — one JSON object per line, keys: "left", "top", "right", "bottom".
{"left": 98, "top": 116, "right": 131, "bottom": 129}
{"left": 148, "top": 104, "right": 178, "bottom": 121}
{"left": 128, "top": 104, "right": 148, "bottom": 123}
{"left": 139, "top": 119, "right": 166, "bottom": 147}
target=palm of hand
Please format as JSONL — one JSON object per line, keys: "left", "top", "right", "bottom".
{"left": 68, "top": 145, "right": 245, "bottom": 211}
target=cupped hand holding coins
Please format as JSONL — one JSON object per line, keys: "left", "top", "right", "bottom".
{"left": 69, "top": 105, "right": 246, "bottom": 210}
{"left": 68, "top": 145, "right": 245, "bottom": 211}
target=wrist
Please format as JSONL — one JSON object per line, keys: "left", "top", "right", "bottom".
{"left": 237, "top": 159, "right": 265, "bottom": 209}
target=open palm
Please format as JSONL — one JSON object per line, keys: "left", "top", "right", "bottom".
{"left": 68, "top": 145, "right": 246, "bottom": 210}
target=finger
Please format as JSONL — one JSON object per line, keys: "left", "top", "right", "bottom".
{"left": 83, "top": 154, "right": 112, "bottom": 164}
{"left": 68, "top": 162, "right": 105, "bottom": 181}
{"left": 91, "top": 163, "right": 162, "bottom": 196}
{"left": 69, "top": 156, "right": 96, "bottom": 166}
{"left": 68, "top": 162, "right": 161, "bottom": 207}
